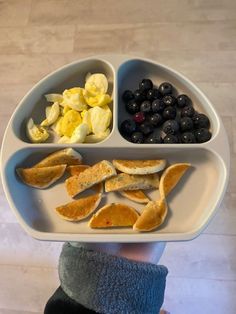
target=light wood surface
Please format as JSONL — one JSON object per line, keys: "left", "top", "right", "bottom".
{"left": 0, "top": 1, "right": 235, "bottom": 313}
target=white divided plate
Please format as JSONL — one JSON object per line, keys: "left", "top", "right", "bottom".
{"left": 0, "top": 55, "right": 230, "bottom": 242}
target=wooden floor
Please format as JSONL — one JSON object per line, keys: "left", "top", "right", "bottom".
{"left": 0, "top": 1, "right": 236, "bottom": 313}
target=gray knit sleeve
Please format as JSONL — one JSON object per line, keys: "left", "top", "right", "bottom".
{"left": 59, "top": 243, "right": 168, "bottom": 314}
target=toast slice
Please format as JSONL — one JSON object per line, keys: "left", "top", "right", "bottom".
{"left": 112, "top": 159, "right": 166, "bottom": 174}
{"left": 55, "top": 193, "right": 102, "bottom": 221}
{"left": 34, "top": 148, "right": 82, "bottom": 168}
{"left": 159, "top": 163, "right": 191, "bottom": 199}
{"left": 133, "top": 198, "right": 167, "bottom": 232}
{"left": 89, "top": 203, "right": 139, "bottom": 228}
{"left": 119, "top": 190, "right": 150, "bottom": 204}
{"left": 67, "top": 164, "right": 103, "bottom": 193}
{"left": 66, "top": 160, "right": 116, "bottom": 197}
{"left": 105, "top": 173, "right": 159, "bottom": 192}
{"left": 16, "top": 164, "right": 66, "bottom": 188}
{"left": 67, "top": 165, "right": 90, "bottom": 176}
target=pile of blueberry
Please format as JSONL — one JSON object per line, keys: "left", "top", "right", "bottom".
{"left": 119, "top": 79, "right": 212, "bottom": 144}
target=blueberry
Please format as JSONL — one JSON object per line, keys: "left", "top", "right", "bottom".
{"left": 131, "top": 132, "right": 144, "bottom": 143}
{"left": 163, "top": 119, "right": 179, "bottom": 135}
{"left": 159, "top": 82, "right": 173, "bottom": 96}
{"left": 163, "top": 106, "right": 177, "bottom": 120}
{"left": 152, "top": 99, "right": 165, "bottom": 113}
{"left": 125, "top": 99, "right": 140, "bottom": 114}
{"left": 133, "top": 89, "right": 146, "bottom": 104}
{"left": 162, "top": 95, "right": 176, "bottom": 107}
{"left": 192, "top": 113, "right": 210, "bottom": 129}
{"left": 146, "top": 88, "right": 161, "bottom": 101}
{"left": 140, "top": 100, "right": 152, "bottom": 113}
{"left": 163, "top": 134, "right": 179, "bottom": 144}
{"left": 139, "top": 79, "right": 153, "bottom": 92}
{"left": 195, "top": 128, "right": 212, "bottom": 143}
{"left": 139, "top": 122, "right": 154, "bottom": 135}
{"left": 149, "top": 113, "right": 163, "bottom": 127}
{"left": 177, "top": 94, "right": 191, "bottom": 108}
{"left": 122, "top": 90, "right": 134, "bottom": 103}
{"left": 181, "top": 132, "right": 196, "bottom": 143}
{"left": 133, "top": 112, "right": 145, "bottom": 124}
{"left": 145, "top": 131, "right": 163, "bottom": 144}
{"left": 120, "top": 119, "right": 136, "bottom": 135}
{"left": 181, "top": 105, "right": 195, "bottom": 118}
{"left": 180, "top": 117, "right": 194, "bottom": 132}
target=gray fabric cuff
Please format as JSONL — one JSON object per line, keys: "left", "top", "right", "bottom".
{"left": 59, "top": 243, "right": 168, "bottom": 314}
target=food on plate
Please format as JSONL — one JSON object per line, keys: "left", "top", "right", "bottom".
{"left": 85, "top": 73, "right": 108, "bottom": 95}
{"left": 133, "top": 198, "right": 167, "bottom": 231}
{"left": 66, "top": 165, "right": 103, "bottom": 193}
{"left": 26, "top": 118, "right": 49, "bottom": 143}
{"left": 55, "top": 193, "right": 102, "bottom": 221}
{"left": 159, "top": 163, "right": 191, "bottom": 199}
{"left": 41, "top": 102, "right": 60, "bottom": 127}
{"left": 16, "top": 164, "right": 66, "bottom": 188}
{"left": 67, "top": 164, "right": 89, "bottom": 176}
{"left": 15, "top": 148, "right": 191, "bottom": 233}
{"left": 66, "top": 160, "right": 116, "bottom": 197}
{"left": 119, "top": 190, "right": 150, "bottom": 204}
{"left": 120, "top": 79, "right": 212, "bottom": 144}
{"left": 133, "top": 163, "right": 191, "bottom": 231}
{"left": 105, "top": 173, "right": 159, "bottom": 192}
{"left": 34, "top": 148, "right": 82, "bottom": 168}
{"left": 26, "top": 73, "right": 112, "bottom": 143}
{"left": 89, "top": 203, "right": 139, "bottom": 228}
{"left": 112, "top": 159, "right": 166, "bottom": 175}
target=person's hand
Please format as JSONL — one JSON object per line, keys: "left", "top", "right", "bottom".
{"left": 71, "top": 242, "right": 166, "bottom": 264}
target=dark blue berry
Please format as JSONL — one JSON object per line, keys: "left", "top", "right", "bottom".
{"left": 131, "top": 132, "right": 144, "bottom": 143}
{"left": 159, "top": 82, "right": 173, "bottom": 96}
{"left": 145, "top": 131, "right": 162, "bottom": 144}
{"left": 133, "top": 89, "right": 146, "bottom": 104}
{"left": 181, "top": 132, "right": 196, "bottom": 143}
{"left": 162, "top": 95, "right": 176, "bottom": 107}
{"left": 163, "top": 106, "right": 177, "bottom": 120}
{"left": 195, "top": 128, "right": 212, "bottom": 143}
{"left": 177, "top": 94, "right": 191, "bottom": 108}
{"left": 139, "top": 122, "right": 154, "bottom": 135}
{"left": 152, "top": 99, "right": 165, "bottom": 113}
{"left": 163, "top": 134, "right": 179, "bottom": 144}
{"left": 146, "top": 88, "right": 161, "bottom": 101}
{"left": 122, "top": 90, "right": 134, "bottom": 103}
{"left": 180, "top": 117, "right": 194, "bottom": 132}
{"left": 181, "top": 105, "right": 195, "bottom": 118}
{"left": 192, "top": 113, "right": 210, "bottom": 129}
{"left": 140, "top": 100, "right": 152, "bottom": 113}
{"left": 163, "top": 119, "right": 179, "bottom": 135}
{"left": 149, "top": 113, "right": 163, "bottom": 127}
{"left": 120, "top": 119, "right": 136, "bottom": 135}
{"left": 139, "top": 79, "right": 153, "bottom": 92}
{"left": 125, "top": 99, "right": 140, "bottom": 114}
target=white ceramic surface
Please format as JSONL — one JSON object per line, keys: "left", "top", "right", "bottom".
{"left": 0, "top": 55, "right": 230, "bottom": 242}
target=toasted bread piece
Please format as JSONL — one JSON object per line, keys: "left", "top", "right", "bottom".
{"left": 67, "top": 165, "right": 103, "bottom": 193}
{"left": 55, "top": 193, "right": 102, "bottom": 221}
{"left": 34, "top": 148, "right": 82, "bottom": 168}
{"left": 119, "top": 190, "right": 150, "bottom": 204}
{"left": 89, "top": 203, "right": 139, "bottom": 228}
{"left": 66, "top": 160, "right": 116, "bottom": 197}
{"left": 133, "top": 199, "right": 167, "bottom": 231}
{"left": 67, "top": 165, "right": 89, "bottom": 176}
{"left": 159, "top": 163, "right": 191, "bottom": 199}
{"left": 105, "top": 173, "right": 159, "bottom": 192}
{"left": 112, "top": 159, "right": 166, "bottom": 175}
{"left": 16, "top": 164, "right": 66, "bottom": 188}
